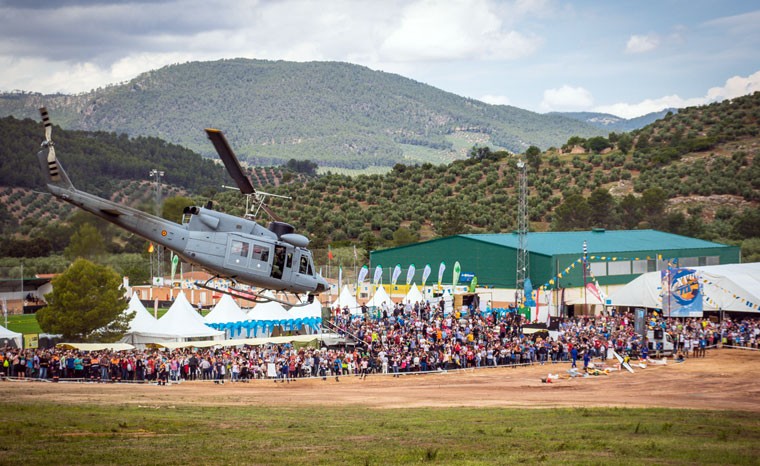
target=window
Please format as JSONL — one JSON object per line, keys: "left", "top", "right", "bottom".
{"left": 252, "top": 244, "right": 270, "bottom": 263}
{"left": 608, "top": 260, "right": 632, "bottom": 276}
{"left": 679, "top": 257, "right": 699, "bottom": 267}
{"left": 299, "top": 256, "right": 309, "bottom": 274}
{"left": 231, "top": 240, "right": 249, "bottom": 258}
{"left": 589, "top": 262, "right": 607, "bottom": 276}
{"left": 632, "top": 260, "right": 648, "bottom": 274}
{"left": 706, "top": 256, "right": 720, "bottom": 265}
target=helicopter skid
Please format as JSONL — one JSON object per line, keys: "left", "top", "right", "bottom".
{"left": 194, "top": 281, "right": 314, "bottom": 307}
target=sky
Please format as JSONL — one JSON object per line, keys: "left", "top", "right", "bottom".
{"left": 0, "top": 0, "right": 758, "bottom": 118}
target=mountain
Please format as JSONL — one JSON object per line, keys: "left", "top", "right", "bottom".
{"left": 552, "top": 109, "right": 676, "bottom": 132}
{"left": 2, "top": 92, "right": 757, "bottom": 267}
{"left": 0, "top": 59, "right": 604, "bottom": 169}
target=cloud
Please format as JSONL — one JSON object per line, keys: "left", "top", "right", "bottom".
{"left": 379, "top": 0, "right": 541, "bottom": 61}
{"left": 593, "top": 70, "right": 760, "bottom": 118}
{"left": 625, "top": 34, "right": 660, "bottom": 54}
{"left": 480, "top": 94, "right": 511, "bottom": 106}
{"left": 540, "top": 85, "right": 593, "bottom": 111}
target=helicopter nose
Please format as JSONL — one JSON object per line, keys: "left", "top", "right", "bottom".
{"left": 314, "top": 277, "right": 328, "bottom": 294}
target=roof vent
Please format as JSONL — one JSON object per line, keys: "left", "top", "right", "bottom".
{"left": 592, "top": 228, "right": 606, "bottom": 233}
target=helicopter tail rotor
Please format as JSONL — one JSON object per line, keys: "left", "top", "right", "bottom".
{"left": 37, "top": 107, "right": 73, "bottom": 189}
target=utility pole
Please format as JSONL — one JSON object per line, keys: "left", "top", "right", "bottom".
{"left": 149, "top": 169, "right": 165, "bottom": 284}
{"left": 515, "top": 160, "right": 529, "bottom": 302}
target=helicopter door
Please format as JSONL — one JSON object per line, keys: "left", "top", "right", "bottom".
{"left": 271, "top": 245, "right": 286, "bottom": 280}
{"left": 293, "top": 250, "right": 317, "bottom": 290}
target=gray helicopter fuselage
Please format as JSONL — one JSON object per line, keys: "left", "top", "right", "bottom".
{"left": 38, "top": 149, "right": 325, "bottom": 295}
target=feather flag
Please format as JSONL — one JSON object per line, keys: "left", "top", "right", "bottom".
{"left": 327, "top": 245, "right": 334, "bottom": 261}
{"left": 391, "top": 264, "right": 402, "bottom": 285}
{"left": 438, "top": 262, "right": 446, "bottom": 286}
{"left": 406, "top": 264, "right": 416, "bottom": 285}
{"left": 452, "top": 261, "right": 461, "bottom": 285}
{"left": 338, "top": 265, "right": 343, "bottom": 289}
{"left": 421, "top": 264, "right": 431, "bottom": 287}
{"left": 357, "top": 265, "right": 369, "bottom": 283}
{"left": 373, "top": 265, "right": 383, "bottom": 284}
{"left": 170, "top": 252, "right": 179, "bottom": 285}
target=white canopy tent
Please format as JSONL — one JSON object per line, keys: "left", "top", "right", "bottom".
{"left": 609, "top": 262, "right": 760, "bottom": 313}
{"left": 156, "top": 292, "right": 224, "bottom": 341}
{"left": 404, "top": 284, "right": 425, "bottom": 305}
{"left": 331, "top": 285, "right": 360, "bottom": 314}
{"left": 120, "top": 294, "right": 176, "bottom": 346}
{"left": 367, "top": 285, "right": 393, "bottom": 309}
{"left": 204, "top": 294, "right": 248, "bottom": 325}
{"left": 0, "top": 324, "right": 22, "bottom": 348}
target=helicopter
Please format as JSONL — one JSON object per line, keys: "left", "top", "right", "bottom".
{"left": 35, "top": 107, "right": 328, "bottom": 305}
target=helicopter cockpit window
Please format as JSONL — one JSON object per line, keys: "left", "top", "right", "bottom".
{"left": 231, "top": 240, "right": 250, "bottom": 258}
{"left": 299, "top": 256, "right": 308, "bottom": 274}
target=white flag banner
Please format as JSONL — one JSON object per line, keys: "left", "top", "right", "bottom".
{"left": 373, "top": 265, "right": 383, "bottom": 284}
{"left": 437, "top": 262, "right": 446, "bottom": 286}
{"left": 357, "top": 265, "right": 369, "bottom": 283}
{"left": 421, "top": 264, "right": 431, "bottom": 287}
{"left": 391, "top": 264, "right": 402, "bottom": 285}
{"left": 406, "top": 264, "right": 416, "bottom": 285}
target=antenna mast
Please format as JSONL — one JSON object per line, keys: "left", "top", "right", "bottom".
{"left": 516, "top": 160, "right": 529, "bottom": 300}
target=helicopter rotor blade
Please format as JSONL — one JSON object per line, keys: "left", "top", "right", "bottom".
{"left": 205, "top": 128, "right": 255, "bottom": 195}
{"left": 40, "top": 107, "right": 52, "bottom": 142}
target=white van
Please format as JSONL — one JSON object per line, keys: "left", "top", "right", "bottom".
{"left": 646, "top": 329, "right": 675, "bottom": 356}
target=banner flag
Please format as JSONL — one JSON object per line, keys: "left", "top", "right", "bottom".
{"left": 452, "top": 261, "right": 461, "bottom": 285}
{"left": 406, "top": 264, "right": 416, "bottom": 285}
{"left": 338, "top": 265, "right": 343, "bottom": 289}
{"left": 524, "top": 277, "right": 535, "bottom": 306}
{"left": 391, "top": 264, "right": 402, "bottom": 285}
{"left": 437, "top": 262, "right": 446, "bottom": 286}
{"left": 468, "top": 276, "right": 478, "bottom": 293}
{"left": 421, "top": 264, "right": 431, "bottom": 287}
{"left": 170, "top": 252, "right": 179, "bottom": 284}
{"left": 328, "top": 245, "right": 334, "bottom": 261}
{"left": 373, "top": 265, "right": 383, "bottom": 285}
{"left": 661, "top": 267, "right": 703, "bottom": 317}
{"left": 585, "top": 282, "right": 602, "bottom": 303}
{"left": 357, "top": 265, "right": 369, "bottom": 283}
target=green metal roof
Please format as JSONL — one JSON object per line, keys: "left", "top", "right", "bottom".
{"left": 461, "top": 229, "right": 732, "bottom": 256}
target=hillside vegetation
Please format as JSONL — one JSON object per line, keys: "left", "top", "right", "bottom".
{"left": 0, "top": 92, "right": 758, "bottom": 279}
{"left": 0, "top": 59, "right": 603, "bottom": 168}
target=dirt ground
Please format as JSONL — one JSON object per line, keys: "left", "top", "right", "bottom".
{"left": 4, "top": 349, "right": 760, "bottom": 412}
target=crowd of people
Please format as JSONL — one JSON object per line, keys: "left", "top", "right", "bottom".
{"left": 1, "top": 300, "right": 759, "bottom": 383}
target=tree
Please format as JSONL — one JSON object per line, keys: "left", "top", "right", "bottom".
{"left": 64, "top": 223, "right": 107, "bottom": 262}
{"left": 551, "top": 194, "right": 591, "bottom": 231}
{"left": 468, "top": 146, "right": 492, "bottom": 161}
{"left": 36, "top": 259, "right": 131, "bottom": 342}
{"left": 586, "top": 136, "right": 611, "bottom": 154}
{"left": 587, "top": 188, "right": 617, "bottom": 228}
{"left": 392, "top": 227, "right": 419, "bottom": 247}
{"left": 435, "top": 204, "right": 469, "bottom": 237}
{"left": 525, "top": 145, "right": 542, "bottom": 170}
{"left": 162, "top": 196, "right": 195, "bottom": 223}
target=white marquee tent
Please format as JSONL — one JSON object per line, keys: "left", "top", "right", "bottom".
{"left": 404, "top": 284, "right": 425, "bottom": 305}
{"left": 331, "top": 285, "right": 360, "bottom": 314}
{"left": 120, "top": 294, "right": 176, "bottom": 346}
{"left": 367, "top": 285, "right": 393, "bottom": 309}
{"left": 204, "top": 294, "right": 248, "bottom": 325}
{"left": 0, "top": 323, "right": 22, "bottom": 348}
{"left": 609, "top": 262, "right": 760, "bottom": 313}
{"left": 156, "top": 292, "right": 224, "bottom": 341}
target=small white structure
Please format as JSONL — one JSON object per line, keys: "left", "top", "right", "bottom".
{"left": 367, "top": 285, "right": 394, "bottom": 309}
{"left": 404, "top": 284, "right": 425, "bottom": 305}
{"left": 120, "top": 294, "right": 176, "bottom": 347}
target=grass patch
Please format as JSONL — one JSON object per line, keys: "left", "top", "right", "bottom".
{"left": 0, "top": 402, "right": 758, "bottom": 464}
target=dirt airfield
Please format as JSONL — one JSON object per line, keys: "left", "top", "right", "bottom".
{"left": 5, "top": 349, "right": 759, "bottom": 412}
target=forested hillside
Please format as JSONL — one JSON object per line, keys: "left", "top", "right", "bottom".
{"left": 1, "top": 92, "right": 758, "bottom": 279}
{"left": 0, "top": 59, "right": 602, "bottom": 168}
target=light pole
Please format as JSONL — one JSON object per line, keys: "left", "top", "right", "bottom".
{"left": 149, "top": 169, "right": 165, "bottom": 283}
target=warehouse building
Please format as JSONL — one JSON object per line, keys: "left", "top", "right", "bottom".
{"left": 369, "top": 229, "right": 740, "bottom": 310}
